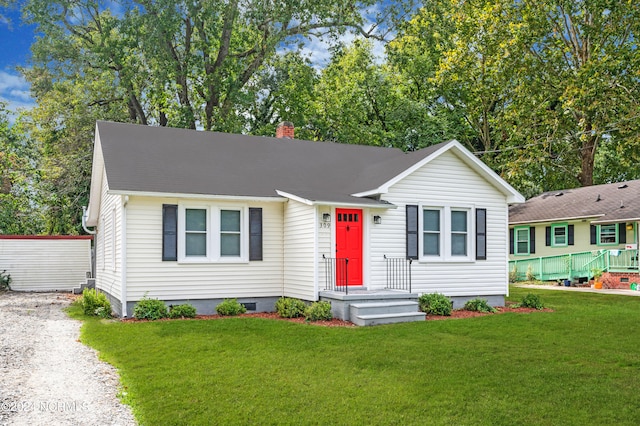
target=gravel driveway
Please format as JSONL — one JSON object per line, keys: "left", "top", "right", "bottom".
{"left": 0, "top": 291, "right": 136, "bottom": 426}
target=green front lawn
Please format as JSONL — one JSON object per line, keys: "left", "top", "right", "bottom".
{"left": 74, "top": 287, "right": 640, "bottom": 425}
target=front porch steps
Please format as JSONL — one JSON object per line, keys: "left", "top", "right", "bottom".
{"left": 350, "top": 301, "right": 425, "bottom": 326}
{"left": 319, "top": 290, "right": 426, "bottom": 326}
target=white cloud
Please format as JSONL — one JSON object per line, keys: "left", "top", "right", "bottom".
{"left": 0, "top": 70, "right": 34, "bottom": 121}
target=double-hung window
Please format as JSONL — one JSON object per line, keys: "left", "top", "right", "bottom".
{"left": 551, "top": 223, "right": 568, "bottom": 247}
{"left": 178, "top": 204, "right": 246, "bottom": 262}
{"left": 220, "top": 210, "right": 241, "bottom": 257}
{"left": 185, "top": 208, "right": 208, "bottom": 257}
{"left": 421, "top": 206, "right": 472, "bottom": 261}
{"left": 514, "top": 226, "right": 530, "bottom": 256}
{"left": 599, "top": 224, "right": 617, "bottom": 245}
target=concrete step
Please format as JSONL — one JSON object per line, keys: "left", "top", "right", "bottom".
{"left": 352, "top": 311, "right": 426, "bottom": 326}
{"left": 350, "top": 301, "right": 419, "bottom": 316}
{"left": 73, "top": 279, "right": 96, "bottom": 295}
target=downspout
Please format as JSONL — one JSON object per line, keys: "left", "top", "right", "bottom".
{"left": 120, "top": 196, "right": 128, "bottom": 317}
{"left": 82, "top": 206, "right": 96, "bottom": 235}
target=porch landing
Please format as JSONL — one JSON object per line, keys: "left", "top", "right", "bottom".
{"left": 319, "top": 289, "right": 426, "bottom": 326}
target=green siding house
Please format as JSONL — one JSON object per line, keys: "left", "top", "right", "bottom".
{"left": 509, "top": 180, "right": 639, "bottom": 284}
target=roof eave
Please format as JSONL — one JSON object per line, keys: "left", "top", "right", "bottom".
{"left": 276, "top": 190, "right": 396, "bottom": 209}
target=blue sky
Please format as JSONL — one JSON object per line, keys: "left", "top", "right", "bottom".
{"left": 0, "top": 6, "right": 37, "bottom": 115}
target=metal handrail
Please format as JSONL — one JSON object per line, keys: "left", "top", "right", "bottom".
{"left": 384, "top": 255, "right": 412, "bottom": 293}
{"left": 322, "top": 255, "right": 349, "bottom": 294}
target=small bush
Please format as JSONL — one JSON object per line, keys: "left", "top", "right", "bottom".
{"left": 216, "top": 299, "right": 247, "bottom": 316}
{"left": 0, "top": 270, "right": 11, "bottom": 290}
{"left": 526, "top": 265, "right": 536, "bottom": 281}
{"left": 509, "top": 265, "right": 518, "bottom": 283}
{"left": 418, "top": 293, "right": 452, "bottom": 316}
{"left": 81, "top": 288, "right": 112, "bottom": 318}
{"left": 304, "top": 301, "right": 332, "bottom": 321}
{"left": 133, "top": 295, "right": 168, "bottom": 320}
{"left": 275, "top": 297, "right": 307, "bottom": 318}
{"left": 169, "top": 303, "right": 197, "bottom": 319}
{"left": 463, "top": 298, "right": 496, "bottom": 313}
{"left": 518, "top": 293, "right": 545, "bottom": 310}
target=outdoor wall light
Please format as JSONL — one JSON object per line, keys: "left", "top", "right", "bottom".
{"left": 373, "top": 215, "right": 382, "bottom": 225}
{"left": 627, "top": 223, "right": 634, "bottom": 231}
{"left": 322, "top": 213, "right": 331, "bottom": 223}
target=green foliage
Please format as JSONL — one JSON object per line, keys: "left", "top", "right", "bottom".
{"left": 81, "top": 288, "right": 112, "bottom": 318}
{"left": 526, "top": 265, "right": 536, "bottom": 282}
{"left": 304, "top": 301, "right": 332, "bottom": 321}
{"left": 509, "top": 265, "right": 518, "bottom": 283}
{"left": 418, "top": 293, "right": 452, "bottom": 316}
{"left": 216, "top": 299, "right": 247, "bottom": 316}
{"left": 0, "top": 269, "right": 11, "bottom": 290}
{"left": 168, "top": 304, "right": 197, "bottom": 319}
{"left": 275, "top": 297, "right": 307, "bottom": 318}
{"left": 133, "top": 296, "right": 168, "bottom": 320}
{"left": 517, "top": 294, "right": 545, "bottom": 310}
{"left": 463, "top": 298, "right": 496, "bottom": 314}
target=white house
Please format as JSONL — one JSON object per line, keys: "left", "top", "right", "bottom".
{"left": 85, "top": 121, "right": 524, "bottom": 318}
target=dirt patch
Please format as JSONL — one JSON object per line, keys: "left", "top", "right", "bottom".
{"left": 427, "top": 305, "right": 552, "bottom": 321}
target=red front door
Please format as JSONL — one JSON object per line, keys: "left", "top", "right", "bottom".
{"left": 336, "top": 208, "right": 363, "bottom": 286}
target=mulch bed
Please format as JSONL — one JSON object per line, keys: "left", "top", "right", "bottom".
{"left": 121, "top": 303, "right": 551, "bottom": 327}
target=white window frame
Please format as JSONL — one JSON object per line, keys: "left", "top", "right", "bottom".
{"left": 419, "top": 204, "right": 474, "bottom": 262}
{"left": 178, "top": 203, "right": 248, "bottom": 263}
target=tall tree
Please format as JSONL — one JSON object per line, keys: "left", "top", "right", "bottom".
{"left": 390, "top": 0, "right": 640, "bottom": 195}
{"left": 24, "top": 0, "right": 388, "bottom": 131}
{"left": 0, "top": 104, "right": 43, "bottom": 234}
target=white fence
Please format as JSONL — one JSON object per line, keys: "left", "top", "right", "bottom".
{"left": 0, "top": 236, "right": 93, "bottom": 292}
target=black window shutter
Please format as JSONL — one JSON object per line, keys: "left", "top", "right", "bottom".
{"left": 162, "top": 204, "right": 178, "bottom": 261}
{"left": 568, "top": 225, "right": 574, "bottom": 246}
{"left": 619, "top": 223, "right": 627, "bottom": 244}
{"left": 249, "top": 207, "right": 263, "bottom": 261}
{"left": 529, "top": 227, "right": 536, "bottom": 254}
{"left": 476, "top": 208, "right": 486, "bottom": 260}
{"left": 406, "top": 205, "right": 418, "bottom": 260}
{"left": 545, "top": 226, "right": 551, "bottom": 246}
{"left": 509, "top": 228, "right": 514, "bottom": 254}
{"left": 590, "top": 225, "right": 597, "bottom": 245}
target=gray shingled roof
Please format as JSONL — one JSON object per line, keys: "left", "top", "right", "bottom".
{"left": 509, "top": 179, "right": 640, "bottom": 224}
{"left": 96, "top": 121, "right": 445, "bottom": 205}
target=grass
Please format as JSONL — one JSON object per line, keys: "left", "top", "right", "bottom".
{"left": 70, "top": 287, "right": 640, "bottom": 425}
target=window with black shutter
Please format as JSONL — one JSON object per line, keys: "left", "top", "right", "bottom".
{"left": 162, "top": 204, "right": 178, "bottom": 261}
{"left": 249, "top": 208, "right": 263, "bottom": 261}
{"left": 476, "top": 208, "right": 486, "bottom": 260}
{"left": 406, "top": 205, "right": 418, "bottom": 260}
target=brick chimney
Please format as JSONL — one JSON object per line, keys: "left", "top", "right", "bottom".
{"left": 276, "top": 121, "right": 294, "bottom": 139}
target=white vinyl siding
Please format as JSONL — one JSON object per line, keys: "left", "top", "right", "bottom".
{"left": 94, "top": 167, "right": 123, "bottom": 301}
{"left": 283, "top": 199, "right": 317, "bottom": 300}
{"left": 370, "top": 149, "right": 510, "bottom": 297}
{"left": 0, "top": 237, "right": 92, "bottom": 291}
{"left": 125, "top": 196, "right": 284, "bottom": 302}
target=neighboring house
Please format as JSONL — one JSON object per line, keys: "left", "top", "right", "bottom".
{"left": 509, "top": 180, "right": 640, "bottom": 285}
{"left": 85, "top": 121, "right": 524, "bottom": 317}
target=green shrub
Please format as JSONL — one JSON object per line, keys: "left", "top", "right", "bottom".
{"left": 275, "top": 297, "right": 307, "bottom": 318}
{"left": 518, "top": 293, "right": 545, "bottom": 310}
{"left": 463, "top": 298, "right": 496, "bottom": 313}
{"left": 304, "top": 301, "right": 332, "bottom": 321}
{"left": 418, "top": 293, "right": 452, "bottom": 316}
{"left": 169, "top": 303, "right": 197, "bottom": 319}
{"left": 216, "top": 299, "right": 247, "bottom": 316}
{"left": 526, "top": 265, "right": 536, "bottom": 281}
{"left": 509, "top": 265, "right": 518, "bottom": 283}
{"left": 133, "top": 295, "right": 168, "bottom": 320}
{"left": 0, "top": 269, "right": 11, "bottom": 290}
{"left": 81, "top": 288, "right": 112, "bottom": 318}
